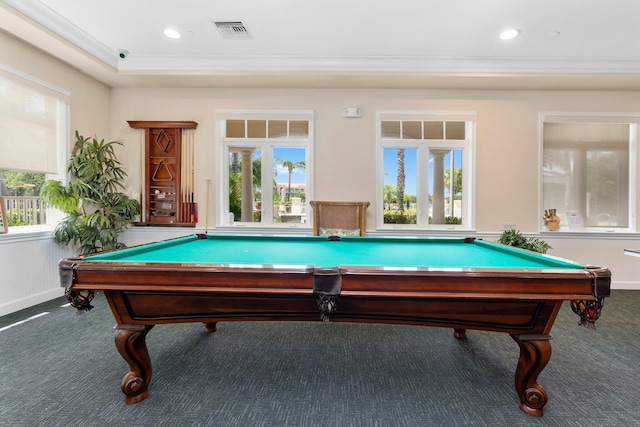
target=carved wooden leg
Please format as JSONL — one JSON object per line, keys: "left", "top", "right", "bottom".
{"left": 453, "top": 328, "right": 467, "bottom": 339}
{"left": 114, "top": 324, "right": 154, "bottom": 405}
{"left": 511, "top": 334, "right": 552, "bottom": 417}
{"left": 204, "top": 322, "right": 217, "bottom": 333}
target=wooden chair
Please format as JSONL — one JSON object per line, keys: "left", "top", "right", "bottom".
{"left": 0, "top": 197, "right": 7, "bottom": 234}
{"left": 310, "top": 201, "right": 369, "bottom": 236}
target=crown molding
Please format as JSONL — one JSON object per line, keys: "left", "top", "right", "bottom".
{"left": 2, "top": 0, "right": 117, "bottom": 68}
{"left": 117, "top": 54, "right": 640, "bottom": 74}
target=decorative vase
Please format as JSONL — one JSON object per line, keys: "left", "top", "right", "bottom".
{"left": 545, "top": 216, "right": 560, "bottom": 231}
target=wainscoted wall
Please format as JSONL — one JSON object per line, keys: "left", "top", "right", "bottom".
{"left": 2, "top": 227, "right": 637, "bottom": 317}
{"left": 539, "top": 233, "right": 640, "bottom": 290}
{"left": 0, "top": 231, "right": 73, "bottom": 317}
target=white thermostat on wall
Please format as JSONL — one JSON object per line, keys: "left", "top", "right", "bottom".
{"left": 342, "top": 107, "right": 362, "bottom": 118}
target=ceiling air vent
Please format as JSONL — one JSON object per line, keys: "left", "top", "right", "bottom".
{"left": 213, "top": 21, "right": 252, "bottom": 39}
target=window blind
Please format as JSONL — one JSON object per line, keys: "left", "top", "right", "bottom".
{"left": 0, "top": 67, "right": 69, "bottom": 173}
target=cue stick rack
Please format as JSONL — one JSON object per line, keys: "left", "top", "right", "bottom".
{"left": 127, "top": 121, "right": 198, "bottom": 227}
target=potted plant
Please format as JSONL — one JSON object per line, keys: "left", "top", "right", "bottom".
{"left": 42, "top": 131, "right": 140, "bottom": 255}
{"left": 497, "top": 228, "right": 551, "bottom": 254}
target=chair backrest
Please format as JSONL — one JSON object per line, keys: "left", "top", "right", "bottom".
{"left": 0, "top": 197, "right": 7, "bottom": 234}
{"left": 310, "top": 201, "right": 369, "bottom": 236}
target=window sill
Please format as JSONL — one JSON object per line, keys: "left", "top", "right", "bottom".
{"left": 372, "top": 228, "right": 476, "bottom": 236}
{"left": 213, "top": 225, "right": 311, "bottom": 235}
{"left": 539, "top": 229, "right": 640, "bottom": 239}
{"left": 0, "top": 225, "right": 54, "bottom": 244}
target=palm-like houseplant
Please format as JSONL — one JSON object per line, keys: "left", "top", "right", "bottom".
{"left": 42, "top": 131, "right": 140, "bottom": 255}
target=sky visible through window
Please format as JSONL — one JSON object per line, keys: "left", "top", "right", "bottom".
{"left": 384, "top": 148, "right": 417, "bottom": 195}
{"left": 274, "top": 147, "right": 305, "bottom": 184}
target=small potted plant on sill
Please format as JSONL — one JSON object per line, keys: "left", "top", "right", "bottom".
{"left": 497, "top": 228, "right": 551, "bottom": 254}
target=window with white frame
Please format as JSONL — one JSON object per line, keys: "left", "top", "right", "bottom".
{"left": 0, "top": 66, "right": 69, "bottom": 230}
{"left": 217, "top": 111, "right": 313, "bottom": 227}
{"left": 377, "top": 111, "right": 475, "bottom": 230}
{"left": 541, "top": 113, "right": 639, "bottom": 232}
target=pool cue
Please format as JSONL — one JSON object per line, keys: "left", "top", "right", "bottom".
{"left": 186, "top": 129, "right": 191, "bottom": 222}
{"left": 181, "top": 130, "right": 187, "bottom": 222}
{"left": 183, "top": 128, "right": 192, "bottom": 223}
{"left": 139, "top": 130, "right": 145, "bottom": 222}
{"left": 205, "top": 178, "right": 211, "bottom": 232}
{"left": 180, "top": 129, "right": 189, "bottom": 222}
{"left": 190, "top": 129, "right": 195, "bottom": 223}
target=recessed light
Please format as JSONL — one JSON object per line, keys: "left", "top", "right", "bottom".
{"left": 164, "top": 28, "right": 181, "bottom": 39}
{"left": 499, "top": 28, "right": 520, "bottom": 40}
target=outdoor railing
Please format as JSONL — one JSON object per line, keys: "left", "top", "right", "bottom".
{"left": 2, "top": 196, "right": 46, "bottom": 226}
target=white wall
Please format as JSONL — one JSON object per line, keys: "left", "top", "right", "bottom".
{"left": 111, "top": 87, "right": 640, "bottom": 232}
{"left": 0, "top": 233, "right": 74, "bottom": 316}
{"left": 540, "top": 233, "right": 640, "bottom": 290}
{"left": 0, "top": 33, "right": 110, "bottom": 316}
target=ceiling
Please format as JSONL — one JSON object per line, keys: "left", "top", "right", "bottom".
{"left": 3, "top": 0, "right": 640, "bottom": 90}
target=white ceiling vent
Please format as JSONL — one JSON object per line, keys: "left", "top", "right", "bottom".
{"left": 213, "top": 21, "right": 252, "bottom": 39}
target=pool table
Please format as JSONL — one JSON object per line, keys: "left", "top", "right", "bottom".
{"left": 59, "top": 234, "right": 610, "bottom": 417}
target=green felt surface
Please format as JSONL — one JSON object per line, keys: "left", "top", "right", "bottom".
{"left": 86, "top": 234, "right": 583, "bottom": 270}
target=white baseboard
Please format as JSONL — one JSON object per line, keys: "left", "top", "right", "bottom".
{"left": 0, "top": 288, "right": 65, "bottom": 317}
{"left": 611, "top": 281, "right": 640, "bottom": 290}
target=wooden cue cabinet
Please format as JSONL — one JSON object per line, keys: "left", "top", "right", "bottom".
{"left": 128, "top": 121, "right": 198, "bottom": 227}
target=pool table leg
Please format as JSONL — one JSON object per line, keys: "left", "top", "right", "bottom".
{"left": 204, "top": 322, "right": 217, "bottom": 333}
{"left": 511, "top": 334, "right": 551, "bottom": 417}
{"left": 453, "top": 328, "right": 467, "bottom": 339}
{"left": 114, "top": 324, "right": 154, "bottom": 405}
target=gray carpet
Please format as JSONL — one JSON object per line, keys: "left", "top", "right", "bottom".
{"left": 1, "top": 290, "right": 638, "bottom": 427}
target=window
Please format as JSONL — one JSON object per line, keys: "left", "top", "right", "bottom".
{"left": 377, "top": 111, "right": 475, "bottom": 230}
{"left": 217, "top": 111, "right": 313, "bottom": 227}
{"left": 0, "top": 66, "right": 69, "bottom": 230}
{"left": 0, "top": 170, "right": 46, "bottom": 226}
{"left": 541, "top": 113, "right": 639, "bottom": 232}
